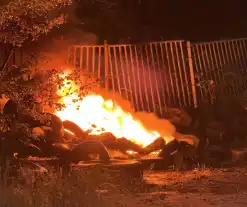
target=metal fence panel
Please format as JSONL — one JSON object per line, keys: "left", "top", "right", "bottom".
{"left": 191, "top": 38, "right": 247, "bottom": 103}
{"left": 71, "top": 41, "right": 195, "bottom": 115}
{"left": 69, "top": 45, "right": 105, "bottom": 82}
{"left": 71, "top": 38, "right": 247, "bottom": 113}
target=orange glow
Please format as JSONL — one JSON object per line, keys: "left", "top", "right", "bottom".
{"left": 55, "top": 77, "right": 174, "bottom": 147}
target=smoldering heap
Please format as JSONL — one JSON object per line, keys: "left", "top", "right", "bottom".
{"left": 2, "top": 73, "right": 247, "bottom": 178}
{"left": 0, "top": 92, "right": 200, "bottom": 177}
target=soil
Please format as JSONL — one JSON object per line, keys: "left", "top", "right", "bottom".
{"left": 101, "top": 165, "right": 247, "bottom": 207}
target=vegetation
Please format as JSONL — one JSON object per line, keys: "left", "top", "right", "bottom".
{"left": 0, "top": 2, "right": 104, "bottom": 206}
{"left": 0, "top": 0, "right": 71, "bottom": 46}
{"left": 0, "top": 0, "right": 70, "bottom": 100}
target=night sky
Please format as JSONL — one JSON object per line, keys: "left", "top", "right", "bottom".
{"left": 76, "top": 0, "right": 247, "bottom": 44}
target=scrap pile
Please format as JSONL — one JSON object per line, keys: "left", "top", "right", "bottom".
{"left": 1, "top": 94, "right": 247, "bottom": 182}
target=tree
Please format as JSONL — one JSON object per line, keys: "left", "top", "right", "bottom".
{"left": 0, "top": 0, "right": 72, "bottom": 46}
{"left": 0, "top": 0, "right": 73, "bottom": 156}
{"left": 0, "top": 0, "right": 99, "bottom": 133}
{"left": 0, "top": 0, "right": 73, "bottom": 98}
{"left": 0, "top": 0, "right": 105, "bottom": 178}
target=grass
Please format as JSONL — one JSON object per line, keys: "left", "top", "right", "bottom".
{"left": 0, "top": 166, "right": 110, "bottom": 207}
{"left": 1, "top": 161, "right": 246, "bottom": 207}
{"left": 0, "top": 160, "right": 145, "bottom": 207}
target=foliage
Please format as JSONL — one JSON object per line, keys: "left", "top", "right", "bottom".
{"left": 0, "top": 167, "right": 106, "bottom": 207}
{"left": 0, "top": 0, "right": 75, "bottom": 147}
{"left": 0, "top": 0, "right": 104, "bottom": 155}
{"left": 0, "top": 65, "right": 100, "bottom": 145}
{"left": 0, "top": 0, "right": 76, "bottom": 104}
{"left": 35, "top": 68, "right": 100, "bottom": 111}
{"left": 0, "top": 0, "right": 73, "bottom": 104}
{"left": 0, "top": 0, "right": 72, "bottom": 46}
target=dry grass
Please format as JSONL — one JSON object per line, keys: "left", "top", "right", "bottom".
{"left": 2, "top": 164, "right": 247, "bottom": 207}
{"left": 0, "top": 166, "right": 112, "bottom": 207}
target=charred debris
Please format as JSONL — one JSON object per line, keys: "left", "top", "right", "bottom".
{"left": 0, "top": 95, "right": 247, "bottom": 180}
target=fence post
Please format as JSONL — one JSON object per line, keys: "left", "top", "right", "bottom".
{"left": 104, "top": 40, "right": 109, "bottom": 91}
{"left": 186, "top": 41, "right": 198, "bottom": 108}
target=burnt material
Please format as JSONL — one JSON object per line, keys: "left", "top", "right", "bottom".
{"left": 3, "top": 99, "right": 44, "bottom": 128}
{"left": 87, "top": 133, "right": 146, "bottom": 154}
{"left": 51, "top": 143, "right": 71, "bottom": 156}
{"left": 46, "top": 113, "right": 63, "bottom": 133}
{"left": 158, "top": 139, "right": 180, "bottom": 158}
{"left": 3, "top": 99, "right": 18, "bottom": 117}
{"left": 152, "top": 139, "right": 182, "bottom": 170}
{"left": 143, "top": 137, "right": 166, "bottom": 155}
{"left": 88, "top": 132, "right": 116, "bottom": 143}
{"left": 68, "top": 141, "right": 111, "bottom": 163}
{"left": 14, "top": 143, "right": 42, "bottom": 158}
{"left": 104, "top": 137, "right": 144, "bottom": 154}
{"left": 63, "top": 120, "right": 89, "bottom": 139}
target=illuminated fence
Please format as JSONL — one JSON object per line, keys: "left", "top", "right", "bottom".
{"left": 191, "top": 38, "right": 247, "bottom": 102}
{"left": 70, "top": 41, "right": 196, "bottom": 116}
{"left": 70, "top": 38, "right": 247, "bottom": 114}
{"left": 70, "top": 45, "right": 105, "bottom": 80}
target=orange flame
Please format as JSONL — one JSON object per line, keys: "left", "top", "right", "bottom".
{"left": 55, "top": 77, "right": 174, "bottom": 147}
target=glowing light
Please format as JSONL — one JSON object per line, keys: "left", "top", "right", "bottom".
{"left": 55, "top": 77, "right": 173, "bottom": 147}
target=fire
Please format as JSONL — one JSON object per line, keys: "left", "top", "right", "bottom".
{"left": 55, "top": 77, "right": 174, "bottom": 147}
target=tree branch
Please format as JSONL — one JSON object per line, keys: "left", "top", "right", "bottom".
{"left": 1, "top": 47, "right": 14, "bottom": 71}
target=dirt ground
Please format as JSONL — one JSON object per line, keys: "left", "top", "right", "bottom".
{"left": 101, "top": 165, "right": 247, "bottom": 207}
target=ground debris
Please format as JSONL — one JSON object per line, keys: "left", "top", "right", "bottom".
{"left": 102, "top": 165, "right": 247, "bottom": 206}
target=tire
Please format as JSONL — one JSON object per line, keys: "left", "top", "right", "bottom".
{"left": 3, "top": 99, "right": 18, "bottom": 116}
{"left": 69, "top": 141, "right": 111, "bottom": 163}
{"left": 63, "top": 120, "right": 89, "bottom": 139}
{"left": 45, "top": 113, "right": 63, "bottom": 133}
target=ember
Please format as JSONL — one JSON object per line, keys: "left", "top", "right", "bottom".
{"left": 55, "top": 76, "right": 175, "bottom": 147}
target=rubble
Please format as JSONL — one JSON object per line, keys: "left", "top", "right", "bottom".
{"left": 2, "top": 94, "right": 247, "bottom": 182}
{"left": 63, "top": 120, "right": 89, "bottom": 139}
{"left": 0, "top": 99, "right": 199, "bottom": 176}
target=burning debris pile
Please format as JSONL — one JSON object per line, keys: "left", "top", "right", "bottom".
{"left": 3, "top": 69, "right": 247, "bottom": 182}
{"left": 0, "top": 71, "right": 200, "bottom": 180}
